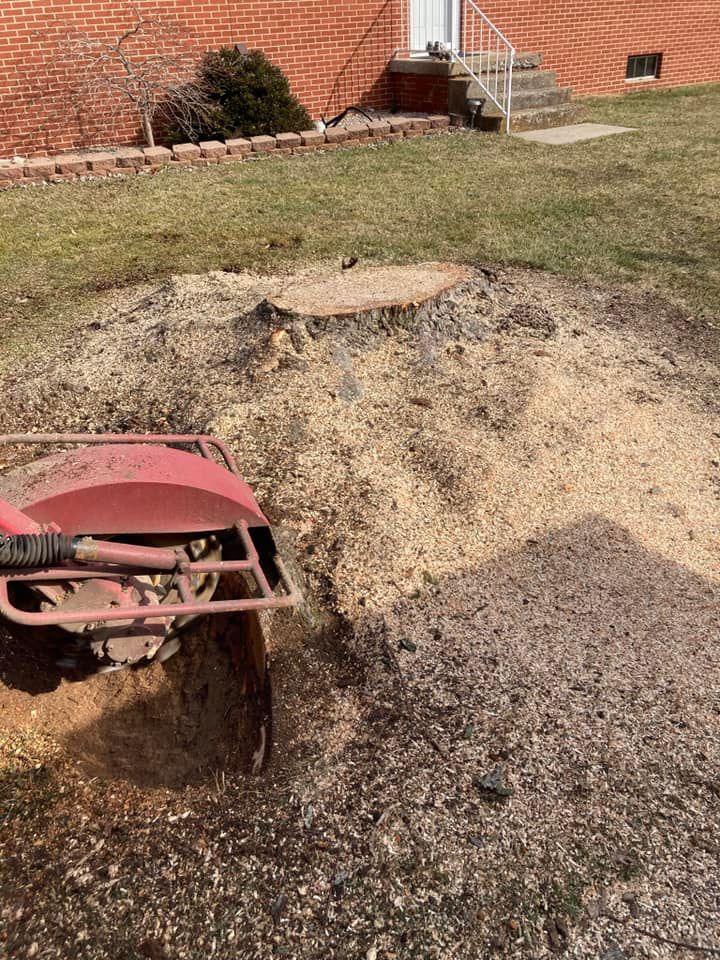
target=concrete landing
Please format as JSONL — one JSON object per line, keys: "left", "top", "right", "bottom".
{"left": 514, "top": 122, "right": 636, "bottom": 144}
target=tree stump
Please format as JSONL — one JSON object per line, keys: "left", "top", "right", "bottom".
{"left": 261, "top": 262, "right": 472, "bottom": 337}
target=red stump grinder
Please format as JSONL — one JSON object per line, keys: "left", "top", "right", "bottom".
{"left": 0, "top": 435, "right": 298, "bottom": 673}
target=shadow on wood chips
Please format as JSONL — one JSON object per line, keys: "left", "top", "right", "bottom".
{"left": 1, "top": 515, "right": 718, "bottom": 958}
{"left": 0, "top": 581, "right": 282, "bottom": 789}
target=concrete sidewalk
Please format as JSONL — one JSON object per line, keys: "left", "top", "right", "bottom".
{"left": 514, "top": 122, "right": 636, "bottom": 144}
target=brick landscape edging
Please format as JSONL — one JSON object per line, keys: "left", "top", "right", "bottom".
{"left": 0, "top": 115, "right": 455, "bottom": 189}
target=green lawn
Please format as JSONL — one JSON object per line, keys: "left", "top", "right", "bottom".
{"left": 1, "top": 83, "right": 719, "bottom": 357}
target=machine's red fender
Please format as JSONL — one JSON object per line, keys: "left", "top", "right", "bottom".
{"left": 0, "top": 444, "right": 268, "bottom": 536}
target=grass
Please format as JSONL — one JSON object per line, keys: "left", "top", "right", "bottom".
{"left": 1, "top": 83, "right": 719, "bottom": 356}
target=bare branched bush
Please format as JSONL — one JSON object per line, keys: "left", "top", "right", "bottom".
{"left": 155, "top": 81, "right": 212, "bottom": 144}
{"left": 45, "top": 6, "right": 209, "bottom": 147}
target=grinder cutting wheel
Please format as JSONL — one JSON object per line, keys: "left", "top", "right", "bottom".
{"left": 0, "top": 434, "right": 298, "bottom": 673}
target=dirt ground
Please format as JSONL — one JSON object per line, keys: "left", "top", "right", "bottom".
{"left": 0, "top": 262, "right": 718, "bottom": 960}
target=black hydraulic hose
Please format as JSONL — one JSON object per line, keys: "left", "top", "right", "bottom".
{"left": 322, "top": 105, "right": 374, "bottom": 127}
{"left": 0, "top": 533, "right": 77, "bottom": 567}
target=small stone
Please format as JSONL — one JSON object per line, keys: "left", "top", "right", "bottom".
{"left": 399, "top": 637, "right": 417, "bottom": 653}
{"left": 225, "top": 137, "right": 252, "bottom": 155}
{"left": 271, "top": 893, "right": 288, "bottom": 924}
{"left": 54, "top": 154, "right": 88, "bottom": 175}
{"left": 143, "top": 146, "right": 172, "bottom": 166}
{"left": 172, "top": 143, "right": 201, "bottom": 161}
{"left": 476, "top": 764, "right": 514, "bottom": 799}
{"left": 199, "top": 140, "right": 227, "bottom": 159}
{"left": 275, "top": 132, "right": 301, "bottom": 148}
{"left": 299, "top": 129, "right": 325, "bottom": 147}
{"left": 367, "top": 120, "right": 391, "bottom": 137}
{"left": 23, "top": 157, "right": 55, "bottom": 179}
{"left": 250, "top": 135, "right": 276, "bottom": 152}
{"left": 601, "top": 944, "right": 625, "bottom": 960}
{"left": 325, "top": 126, "right": 347, "bottom": 143}
{"left": 621, "top": 892, "right": 640, "bottom": 918}
{"left": 86, "top": 152, "right": 116, "bottom": 174}
{"left": 0, "top": 165, "right": 23, "bottom": 182}
{"left": 114, "top": 147, "right": 145, "bottom": 169}
{"left": 345, "top": 123, "right": 369, "bottom": 140}
{"left": 331, "top": 869, "right": 349, "bottom": 898}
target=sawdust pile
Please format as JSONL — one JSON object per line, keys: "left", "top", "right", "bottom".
{"left": 0, "top": 263, "right": 719, "bottom": 960}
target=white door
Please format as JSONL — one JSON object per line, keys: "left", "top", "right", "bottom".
{"left": 410, "top": 0, "right": 457, "bottom": 52}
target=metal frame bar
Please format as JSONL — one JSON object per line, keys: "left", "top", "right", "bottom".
{"left": 0, "top": 434, "right": 300, "bottom": 626}
{"left": 0, "top": 522, "right": 299, "bottom": 626}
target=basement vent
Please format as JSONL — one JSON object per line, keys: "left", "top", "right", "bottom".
{"left": 626, "top": 53, "right": 661, "bottom": 81}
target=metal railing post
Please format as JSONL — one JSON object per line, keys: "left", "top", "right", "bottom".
{"left": 451, "top": 0, "right": 515, "bottom": 132}
{"left": 506, "top": 47, "right": 514, "bottom": 133}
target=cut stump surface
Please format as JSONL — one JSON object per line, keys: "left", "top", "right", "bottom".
{"left": 268, "top": 262, "right": 470, "bottom": 320}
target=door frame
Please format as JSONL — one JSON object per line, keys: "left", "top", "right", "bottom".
{"left": 409, "top": 0, "right": 461, "bottom": 53}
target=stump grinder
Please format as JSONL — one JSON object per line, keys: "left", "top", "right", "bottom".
{"left": 0, "top": 434, "right": 299, "bottom": 673}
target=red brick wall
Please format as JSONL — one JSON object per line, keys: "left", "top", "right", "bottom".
{"left": 2, "top": 0, "right": 720, "bottom": 156}
{"left": 0, "top": 0, "right": 402, "bottom": 156}
{"left": 392, "top": 73, "right": 450, "bottom": 113}
{"left": 480, "top": 0, "right": 720, "bottom": 96}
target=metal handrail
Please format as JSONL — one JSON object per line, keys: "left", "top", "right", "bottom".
{"left": 452, "top": 0, "right": 515, "bottom": 133}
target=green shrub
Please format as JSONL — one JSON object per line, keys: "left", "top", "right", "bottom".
{"left": 195, "top": 47, "right": 312, "bottom": 139}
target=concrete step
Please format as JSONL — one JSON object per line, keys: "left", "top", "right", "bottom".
{"left": 479, "top": 101, "right": 588, "bottom": 133}
{"left": 449, "top": 69, "right": 557, "bottom": 96}
{"left": 505, "top": 69, "right": 557, "bottom": 90}
{"left": 390, "top": 52, "right": 542, "bottom": 78}
{"left": 462, "top": 50, "right": 543, "bottom": 72}
{"left": 449, "top": 73, "right": 563, "bottom": 117}
{"left": 481, "top": 86, "right": 572, "bottom": 116}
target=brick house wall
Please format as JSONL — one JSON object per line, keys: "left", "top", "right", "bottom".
{"left": 480, "top": 0, "right": 720, "bottom": 97}
{"left": 1, "top": 0, "right": 720, "bottom": 157}
{"left": 0, "top": 0, "right": 401, "bottom": 157}
{"left": 393, "top": 73, "right": 450, "bottom": 113}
